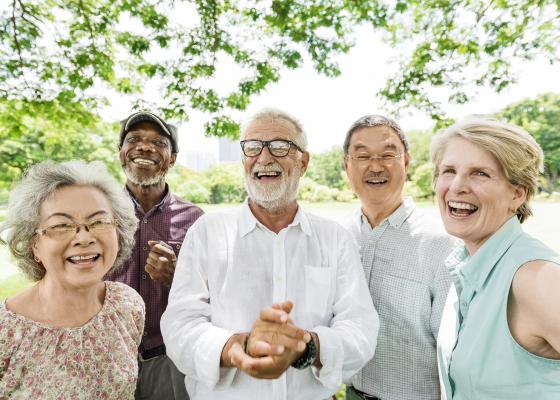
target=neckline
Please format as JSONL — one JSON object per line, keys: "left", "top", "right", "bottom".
{"left": 1, "top": 281, "right": 112, "bottom": 331}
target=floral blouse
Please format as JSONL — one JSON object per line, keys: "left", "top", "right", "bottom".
{"left": 0, "top": 281, "right": 145, "bottom": 399}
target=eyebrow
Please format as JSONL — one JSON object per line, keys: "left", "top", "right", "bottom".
{"left": 352, "top": 143, "right": 399, "bottom": 152}
{"left": 46, "top": 210, "right": 111, "bottom": 221}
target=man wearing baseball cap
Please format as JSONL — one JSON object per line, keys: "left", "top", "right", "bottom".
{"left": 106, "top": 110, "right": 204, "bottom": 399}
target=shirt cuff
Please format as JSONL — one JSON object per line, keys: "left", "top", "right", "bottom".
{"left": 194, "top": 328, "right": 238, "bottom": 390}
{"left": 309, "top": 325, "right": 343, "bottom": 392}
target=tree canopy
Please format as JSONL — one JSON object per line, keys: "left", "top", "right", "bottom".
{"left": 2, "top": 0, "right": 558, "bottom": 136}
{"left": 497, "top": 93, "right": 560, "bottom": 193}
{"left": 0, "top": 99, "right": 120, "bottom": 188}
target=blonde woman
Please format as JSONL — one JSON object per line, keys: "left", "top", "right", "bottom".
{"left": 432, "top": 120, "right": 560, "bottom": 399}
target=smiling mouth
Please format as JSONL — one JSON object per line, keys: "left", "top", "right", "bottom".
{"left": 365, "top": 177, "right": 388, "bottom": 186}
{"left": 448, "top": 200, "right": 478, "bottom": 217}
{"left": 254, "top": 171, "right": 282, "bottom": 180}
{"left": 132, "top": 158, "right": 157, "bottom": 166}
{"left": 66, "top": 254, "right": 100, "bottom": 264}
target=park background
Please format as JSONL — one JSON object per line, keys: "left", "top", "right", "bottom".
{"left": 1, "top": 2, "right": 559, "bottom": 398}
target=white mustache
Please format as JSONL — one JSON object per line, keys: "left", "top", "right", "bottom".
{"left": 251, "top": 163, "right": 283, "bottom": 175}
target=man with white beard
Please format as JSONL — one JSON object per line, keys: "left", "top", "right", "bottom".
{"left": 106, "top": 110, "right": 204, "bottom": 400}
{"left": 161, "top": 108, "right": 379, "bottom": 400}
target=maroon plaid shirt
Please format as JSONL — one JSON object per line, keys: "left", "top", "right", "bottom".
{"left": 105, "top": 185, "right": 204, "bottom": 352}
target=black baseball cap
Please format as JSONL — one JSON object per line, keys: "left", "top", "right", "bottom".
{"left": 119, "top": 111, "right": 179, "bottom": 153}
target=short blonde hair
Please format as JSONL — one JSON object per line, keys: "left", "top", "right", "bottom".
{"left": 430, "top": 118, "right": 544, "bottom": 223}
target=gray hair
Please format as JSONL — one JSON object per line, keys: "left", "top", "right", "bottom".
{"left": 0, "top": 160, "right": 138, "bottom": 281}
{"left": 430, "top": 118, "right": 544, "bottom": 223}
{"left": 343, "top": 114, "right": 409, "bottom": 155}
{"left": 241, "top": 108, "right": 308, "bottom": 151}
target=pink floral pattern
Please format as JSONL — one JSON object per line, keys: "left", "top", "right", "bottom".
{"left": 0, "top": 281, "right": 145, "bottom": 399}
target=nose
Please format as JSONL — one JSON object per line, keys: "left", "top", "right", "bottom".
{"left": 72, "top": 224, "right": 96, "bottom": 245}
{"left": 136, "top": 139, "right": 156, "bottom": 152}
{"left": 448, "top": 173, "right": 469, "bottom": 194}
{"left": 256, "top": 145, "right": 275, "bottom": 164}
{"left": 366, "top": 158, "right": 385, "bottom": 173}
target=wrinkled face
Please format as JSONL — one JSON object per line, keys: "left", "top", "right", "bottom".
{"left": 344, "top": 126, "right": 409, "bottom": 215}
{"left": 33, "top": 185, "right": 119, "bottom": 288}
{"left": 242, "top": 118, "right": 309, "bottom": 211}
{"left": 435, "top": 137, "right": 526, "bottom": 254}
{"left": 119, "top": 122, "right": 176, "bottom": 187}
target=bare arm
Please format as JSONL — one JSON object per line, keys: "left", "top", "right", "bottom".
{"left": 508, "top": 260, "right": 560, "bottom": 359}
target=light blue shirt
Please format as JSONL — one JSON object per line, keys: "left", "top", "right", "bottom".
{"left": 438, "top": 216, "right": 560, "bottom": 399}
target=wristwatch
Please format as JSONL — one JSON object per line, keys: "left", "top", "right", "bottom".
{"left": 291, "top": 333, "right": 317, "bottom": 369}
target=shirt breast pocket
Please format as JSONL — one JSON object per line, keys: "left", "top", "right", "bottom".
{"left": 304, "top": 265, "right": 332, "bottom": 320}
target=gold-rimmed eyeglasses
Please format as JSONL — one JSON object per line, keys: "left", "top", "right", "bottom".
{"left": 35, "top": 218, "right": 117, "bottom": 240}
{"left": 347, "top": 153, "right": 404, "bottom": 165}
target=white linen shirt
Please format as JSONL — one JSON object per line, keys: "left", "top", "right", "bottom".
{"left": 161, "top": 201, "right": 379, "bottom": 400}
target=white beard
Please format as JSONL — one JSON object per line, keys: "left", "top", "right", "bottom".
{"left": 245, "top": 162, "right": 301, "bottom": 213}
{"left": 122, "top": 163, "right": 168, "bottom": 187}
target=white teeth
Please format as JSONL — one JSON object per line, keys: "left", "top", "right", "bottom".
{"left": 256, "top": 171, "right": 281, "bottom": 177}
{"left": 366, "top": 179, "right": 387, "bottom": 183}
{"left": 68, "top": 255, "right": 97, "bottom": 261}
{"left": 448, "top": 201, "right": 478, "bottom": 210}
{"left": 133, "top": 158, "right": 155, "bottom": 165}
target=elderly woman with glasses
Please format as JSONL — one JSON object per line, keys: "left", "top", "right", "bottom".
{"left": 432, "top": 119, "right": 560, "bottom": 399}
{"left": 0, "top": 160, "right": 144, "bottom": 399}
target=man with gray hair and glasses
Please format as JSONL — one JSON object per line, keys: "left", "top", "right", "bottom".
{"left": 161, "top": 108, "right": 379, "bottom": 400}
{"left": 342, "top": 115, "right": 456, "bottom": 400}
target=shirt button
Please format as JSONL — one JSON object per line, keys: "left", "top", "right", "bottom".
{"left": 143, "top": 246, "right": 148, "bottom": 251}
{"left": 143, "top": 331, "right": 148, "bottom": 337}
{"left": 142, "top": 274, "right": 147, "bottom": 280}
{"left": 176, "top": 244, "right": 180, "bottom": 249}
{"left": 143, "top": 220, "right": 147, "bottom": 224}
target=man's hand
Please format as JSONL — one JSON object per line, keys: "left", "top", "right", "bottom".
{"left": 227, "top": 301, "right": 310, "bottom": 379}
{"left": 144, "top": 240, "right": 177, "bottom": 285}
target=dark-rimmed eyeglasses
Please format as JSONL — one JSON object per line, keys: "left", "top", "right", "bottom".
{"left": 35, "top": 218, "right": 117, "bottom": 240}
{"left": 240, "top": 139, "right": 304, "bottom": 157}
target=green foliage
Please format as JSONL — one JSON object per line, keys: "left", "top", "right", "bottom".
{"left": 405, "top": 163, "right": 435, "bottom": 199}
{"left": 406, "top": 129, "right": 435, "bottom": 177}
{"left": 0, "top": 99, "right": 121, "bottom": 188}
{"left": 3, "top": 1, "right": 557, "bottom": 133}
{"left": 306, "top": 146, "right": 348, "bottom": 190}
{"left": 1, "top": 0, "right": 355, "bottom": 139}
{"left": 205, "top": 163, "right": 246, "bottom": 203}
{"left": 298, "top": 177, "right": 339, "bottom": 202}
{"left": 369, "top": 0, "right": 560, "bottom": 121}
{"left": 166, "top": 166, "right": 212, "bottom": 204}
{"left": 0, "top": 274, "right": 32, "bottom": 301}
{"left": 497, "top": 93, "right": 560, "bottom": 193}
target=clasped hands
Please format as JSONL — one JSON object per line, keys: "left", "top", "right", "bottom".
{"left": 222, "top": 300, "right": 311, "bottom": 379}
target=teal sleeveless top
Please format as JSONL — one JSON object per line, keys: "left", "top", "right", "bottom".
{"left": 437, "top": 216, "right": 560, "bottom": 399}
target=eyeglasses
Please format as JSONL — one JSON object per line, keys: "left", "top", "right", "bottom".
{"left": 347, "top": 153, "right": 404, "bottom": 165}
{"left": 35, "top": 218, "right": 117, "bottom": 240}
{"left": 240, "top": 139, "right": 304, "bottom": 157}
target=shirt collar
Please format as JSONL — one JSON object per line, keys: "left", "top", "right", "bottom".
{"left": 126, "top": 183, "right": 171, "bottom": 212}
{"left": 448, "top": 215, "right": 523, "bottom": 293}
{"left": 358, "top": 197, "right": 415, "bottom": 230}
{"left": 238, "top": 199, "right": 311, "bottom": 237}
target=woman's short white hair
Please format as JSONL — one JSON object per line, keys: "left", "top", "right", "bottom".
{"left": 0, "top": 160, "right": 138, "bottom": 281}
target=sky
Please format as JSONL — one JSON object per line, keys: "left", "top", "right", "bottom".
{"left": 102, "top": 25, "right": 560, "bottom": 167}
